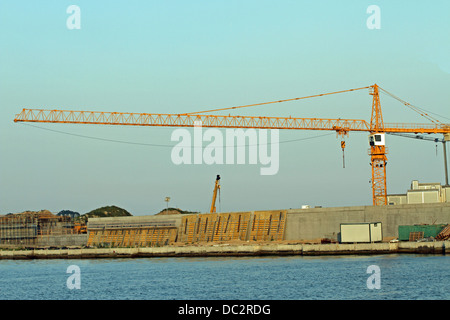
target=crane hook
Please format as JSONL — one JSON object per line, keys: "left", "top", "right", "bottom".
{"left": 341, "top": 140, "right": 346, "bottom": 168}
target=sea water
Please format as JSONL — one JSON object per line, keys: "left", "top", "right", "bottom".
{"left": 0, "top": 254, "right": 448, "bottom": 300}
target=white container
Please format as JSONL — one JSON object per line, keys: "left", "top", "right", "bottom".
{"left": 340, "top": 222, "right": 382, "bottom": 243}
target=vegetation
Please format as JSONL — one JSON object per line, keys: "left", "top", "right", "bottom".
{"left": 82, "top": 205, "right": 132, "bottom": 220}
{"left": 156, "top": 207, "right": 199, "bottom": 215}
{"left": 49, "top": 205, "right": 197, "bottom": 223}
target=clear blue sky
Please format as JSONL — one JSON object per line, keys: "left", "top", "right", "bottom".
{"left": 1, "top": 1, "right": 449, "bottom": 215}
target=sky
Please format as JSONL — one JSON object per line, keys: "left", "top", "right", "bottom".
{"left": 1, "top": 1, "right": 449, "bottom": 216}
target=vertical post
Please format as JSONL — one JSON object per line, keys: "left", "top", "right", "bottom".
{"left": 164, "top": 197, "right": 170, "bottom": 212}
{"left": 210, "top": 175, "right": 220, "bottom": 213}
{"left": 443, "top": 140, "right": 449, "bottom": 186}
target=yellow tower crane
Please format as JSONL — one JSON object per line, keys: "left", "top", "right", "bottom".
{"left": 13, "top": 84, "right": 450, "bottom": 206}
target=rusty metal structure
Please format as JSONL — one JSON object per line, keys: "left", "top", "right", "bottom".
{"left": 86, "top": 210, "right": 287, "bottom": 248}
{"left": 0, "top": 214, "right": 38, "bottom": 246}
{"left": 86, "top": 218, "right": 178, "bottom": 248}
{"left": 14, "top": 84, "right": 450, "bottom": 206}
{"left": 179, "top": 211, "right": 286, "bottom": 244}
{"left": 0, "top": 211, "right": 83, "bottom": 247}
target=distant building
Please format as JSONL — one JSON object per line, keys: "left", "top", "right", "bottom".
{"left": 388, "top": 180, "right": 450, "bottom": 205}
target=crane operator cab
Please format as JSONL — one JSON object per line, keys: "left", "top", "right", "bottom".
{"left": 369, "top": 133, "right": 385, "bottom": 146}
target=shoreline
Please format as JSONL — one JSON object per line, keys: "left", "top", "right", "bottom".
{"left": 0, "top": 241, "right": 449, "bottom": 260}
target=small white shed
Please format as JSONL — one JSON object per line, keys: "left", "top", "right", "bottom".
{"left": 340, "top": 222, "right": 382, "bottom": 243}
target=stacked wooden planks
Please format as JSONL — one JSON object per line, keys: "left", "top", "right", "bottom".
{"left": 436, "top": 224, "right": 450, "bottom": 240}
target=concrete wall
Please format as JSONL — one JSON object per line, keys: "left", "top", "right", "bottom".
{"left": 11, "top": 203, "right": 446, "bottom": 248}
{"left": 86, "top": 203, "right": 450, "bottom": 244}
{"left": 36, "top": 235, "right": 88, "bottom": 247}
{"left": 2, "top": 241, "right": 450, "bottom": 259}
{"left": 285, "top": 202, "right": 450, "bottom": 241}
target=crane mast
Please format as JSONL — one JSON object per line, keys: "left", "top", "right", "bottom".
{"left": 368, "top": 84, "right": 388, "bottom": 205}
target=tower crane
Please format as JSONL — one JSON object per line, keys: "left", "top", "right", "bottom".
{"left": 13, "top": 84, "right": 450, "bottom": 206}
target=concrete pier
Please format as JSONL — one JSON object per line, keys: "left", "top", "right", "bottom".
{"left": 1, "top": 241, "right": 449, "bottom": 259}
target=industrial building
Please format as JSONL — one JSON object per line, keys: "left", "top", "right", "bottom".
{"left": 387, "top": 180, "right": 450, "bottom": 205}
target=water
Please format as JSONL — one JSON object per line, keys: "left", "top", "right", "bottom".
{"left": 0, "top": 254, "right": 448, "bottom": 300}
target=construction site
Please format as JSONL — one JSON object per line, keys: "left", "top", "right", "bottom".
{"left": 0, "top": 210, "right": 86, "bottom": 248}
{"left": 2, "top": 84, "right": 450, "bottom": 256}
{"left": 1, "top": 182, "right": 450, "bottom": 257}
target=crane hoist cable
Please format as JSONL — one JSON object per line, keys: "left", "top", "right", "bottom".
{"left": 181, "top": 86, "right": 372, "bottom": 172}
{"left": 378, "top": 87, "right": 446, "bottom": 125}
{"left": 19, "top": 122, "right": 335, "bottom": 148}
{"left": 181, "top": 86, "right": 372, "bottom": 115}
